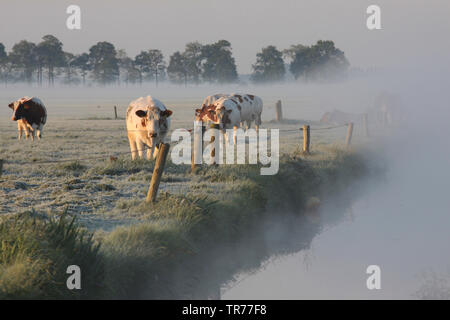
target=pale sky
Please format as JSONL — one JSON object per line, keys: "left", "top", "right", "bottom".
{"left": 1, "top": 0, "right": 449, "bottom": 74}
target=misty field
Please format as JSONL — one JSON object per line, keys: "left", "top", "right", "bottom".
{"left": 0, "top": 84, "right": 379, "bottom": 298}
{"left": 0, "top": 85, "right": 371, "bottom": 229}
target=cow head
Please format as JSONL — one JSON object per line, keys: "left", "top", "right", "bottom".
{"left": 214, "top": 107, "right": 232, "bottom": 132}
{"left": 195, "top": 105, "right": 217, "bottom": 123}
{"left": 8, "top": 100, "right": 28, "bottom": 121}
{"left": 135, "top": 107, "right": 172, "bottom": 145}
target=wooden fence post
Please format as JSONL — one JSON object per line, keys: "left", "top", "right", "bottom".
{"left": 302, "top": 125, "right": 310, "bottom": 153}
{"left": 346, "top": 122, "right": 354, "bottom": 147}
{"left": 275, "top": 100, "right": 283, "bottom": 122}
{"left": 146, "top": 143, "right": 170, "bottom": 203}
{"left": 114, "top": 106, "right": 118, "bottom": 120}
{"left": 0, "top": 159, "right": 3, "bottom": 177}
{"left": 362, "top": 113, "right": 369, "bottom": 137}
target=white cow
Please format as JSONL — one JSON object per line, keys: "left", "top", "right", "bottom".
{"left": 126, "top": 96, "right": 173, "bottom": 160}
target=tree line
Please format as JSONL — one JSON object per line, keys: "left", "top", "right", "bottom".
{"left": 0, "top": 35, "right": 349, "bottom": 86}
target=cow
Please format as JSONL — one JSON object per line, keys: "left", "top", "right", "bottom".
{"left": 126, "top": 96, "right": 173, "bottom": 160}
{"left": 8, "top": 97, "right": 47, "bottom": 140}
{"left": 320, "top": 109, "right": 362, "bottom": 126}
{"left": 195, "top": 93, "right": 263, "bottom": 137}
{"left": 195, "top": 94, "right": 229, "bottom": 127}
{"left": 369, "top": 92, "right": 403, "bottom": 127}
{"left": 208, "top": 96, "right": 242, "bottom": 144}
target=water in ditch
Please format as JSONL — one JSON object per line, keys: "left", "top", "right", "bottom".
{"left": 222, "top": 129, "right": 450, "bottom": 299}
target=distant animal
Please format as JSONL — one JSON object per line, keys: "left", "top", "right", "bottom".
{"left": 126, "top": 96, "right": 173, "bottom": 160}
{"left": 369, "top": 92, "right": 403, "bottom": 126}
{"left": 320, "top": 109, "right": 362, "bottom": 126}
{"left": 195, "top": 94, "right": 263, "bottom": 143}
{"left": 8, "top": 97, "right": 47, "bottom": 140}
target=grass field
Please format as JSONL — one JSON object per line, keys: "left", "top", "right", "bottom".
{"left": 0, "top": 84, "right": 382, "bottom": 298}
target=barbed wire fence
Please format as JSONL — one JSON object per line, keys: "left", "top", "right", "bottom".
{"left": 0, "top": 122, "right": 355, "bottom": 167}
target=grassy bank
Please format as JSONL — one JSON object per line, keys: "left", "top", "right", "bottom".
{"left": 0, "top": 146, "right": 377, "bottom": 299}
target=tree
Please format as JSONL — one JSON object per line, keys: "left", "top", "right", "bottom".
{"left": 167, "top": 51, "right": 188, "bottom": 85}
{"left": 288, "top": 46, "right": 315, "bottom": 80}
{"left": 0, "top": 43, "right": 11, "bottom": 86}
{"left": 146, "top": 49, "right": 165, "bottom": 87}
{"left": 289, "top": 40, "right": 349, "bottom": 81}
{"left": 72, "top": 53, "right": 91, "bottom": 85}
{"left": 251, "top": 45, "right": 285, "bottom": 83}
{"left": 201, "top": 40, "right": 238, "bottom": 83}
{"left": 88, "top": 42, "right": 119, "bottom": 84}
{"left": 9, "top": 40, "right": 37, "bottom": 83}
{"left": 183, "top": 42, "right": 203, "bottom": 84}
{"left": 312, "top": 40, "right": 349, "bottom": 80}
{"left": 283, "top": 44, "right": 307, "bottom": 63}
{"left": 117, "top": 49, "right": 139, "bottom": 85}
{"left": 134, "top": 49, "right": 166, "bottom": 86}
{"left": 37, "top": 35, "right": 66, "bottom": 86}
{"left": 63, "top": 52, "right": 78, "bottom": 84}
{"left": 134, "top": 51, "right": 151, "bottom": 85}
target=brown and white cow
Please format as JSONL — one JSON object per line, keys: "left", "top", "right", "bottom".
{"left": 195, "top": 94, "right": 263, "bottom": 144}
{"left": 126, "top": 96, "right": 173, "bottom": 160}
{"left": 8, "top": 97, "right": 47, "bottom": 140}
{"left": 195, "top": 93, "right": 263, "bottom": 132}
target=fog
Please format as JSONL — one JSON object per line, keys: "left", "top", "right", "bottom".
{"left": 1, "top": 0, "right": 450, "bottom": 73}
{"left": 1, "top": 70, "right": 450, "bottom": 300}
{"left": 219, "top": 68, "right": 450, "bottom": 299}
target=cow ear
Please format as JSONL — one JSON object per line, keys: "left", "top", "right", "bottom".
{"left": 195, "top": 108, "right": 202, "bottom": 114}
{"left": 162, "top": 109, "right": 173, "bottom": 117}
{"left": 8, "top": 103, "right": 14, "bottom": 109}
{"left": 135, "top": 110, "right": 147, "bottom": 118}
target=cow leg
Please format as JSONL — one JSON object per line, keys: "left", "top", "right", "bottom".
{"left": 18, "top": 124, "right": 23, "bottom": 140}
{"left": 147, "top": 143, "right": 156, "bottom": 160}
{"left": 233, "top": 125, "right": 238, "bottom": 145}
{"left": 24, "top": 128, "right": 30, "bottom": 140}
{"left": 255, "top": 114, "right": 262, "bottom": 132}
{"left": 246, "top": 120, "right": 251, "bottom": 131}
{"left": 128, "top": 134, "right": 138, "bottom": 160}
{"left": 136, "top": 139, "right": 144, "bottom": 159}
{"left": 36, "top": 124, "right": 43, "bottom": 140}
{"left": 29, "top": 124, "right": 37, "bottom": 141}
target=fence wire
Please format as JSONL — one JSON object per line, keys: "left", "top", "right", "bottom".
{"left": 0, "top": 123, "right": 350, "bottom": 166}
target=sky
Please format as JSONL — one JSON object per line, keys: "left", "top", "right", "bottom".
{"left": 1, "top": 0, "right": 449, "bottom": 74}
